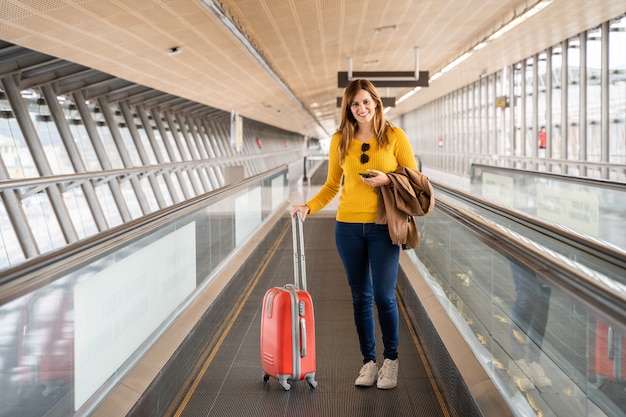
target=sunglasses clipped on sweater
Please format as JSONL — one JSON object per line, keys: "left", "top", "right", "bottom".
{"left": 360, "top": 143, "right": 370, "bottom": 164}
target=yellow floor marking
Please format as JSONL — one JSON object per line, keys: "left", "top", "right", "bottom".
{"left": 172, "top": 221, "right": 290, "bottom": 416}
{"left": 398, "top": 295, "right": 453, "bottom": 417}
{"left": 173, "top": 220, "right": 455, "bottom": 417}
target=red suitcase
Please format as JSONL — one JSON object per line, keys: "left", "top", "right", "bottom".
{"left": 261, "top": 212, "right": 317, "bottom": 390}
{"left": 595, "top": 320, "right": 625, "bottom": 382}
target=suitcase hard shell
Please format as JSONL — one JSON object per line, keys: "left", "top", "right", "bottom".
{"left": 595, "top": 320, "right": 625, "bottom": 382}
{"left": 261, "top": 213, "right": 317, "bottom": 390}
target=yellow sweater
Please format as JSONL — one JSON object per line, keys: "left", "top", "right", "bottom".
{"left": 307, "top": 126, "right": 417, "bottom": 223}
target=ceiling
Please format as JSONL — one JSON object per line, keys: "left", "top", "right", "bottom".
{"left": 0, "top": 0, "right": 625, "bottom": 140}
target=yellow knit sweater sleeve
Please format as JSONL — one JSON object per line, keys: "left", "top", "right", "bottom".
{"left": 306, "top": 126, "right": 417, "bottom": 223}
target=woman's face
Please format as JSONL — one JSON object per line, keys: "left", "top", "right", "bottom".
{"left": 350, "top": 89, "right": 377, "bottom": 125}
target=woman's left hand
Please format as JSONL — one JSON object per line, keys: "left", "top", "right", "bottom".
{"left": 360, "top": 169, "right": 391, "bottom": 187}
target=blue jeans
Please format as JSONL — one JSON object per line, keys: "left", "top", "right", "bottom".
{"left": 335, "top": 221, "right": 400, "bottom": 363}
{"left": 510, "top": 262, "right": 552, "bottom": 363}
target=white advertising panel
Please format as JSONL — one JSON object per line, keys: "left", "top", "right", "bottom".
{"left": 482, "top": 172, "right": 515, "bottom": 207}
{"left": 74, "top": 223, "right": 196, "bottom": 409}
{"left": 537, "top": 183, "right": 599, "bottom": 237}
{"left": 235, "top": 186, "right": 262, "bottom": 246}
{"left": 271, "top": 175, "right": 285, "bottom": 210}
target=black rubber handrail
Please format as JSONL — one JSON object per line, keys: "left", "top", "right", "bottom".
{"left": 471, "top": 163, "right": 626, "bottom": 191}
{"left": 0, "top": 165, "right": 288, "bottom": 304}
{"left": 434, "top": 196, "right": 626, "bottom": 331}
{"left": 432, "top": 180, "right": 626, "bottom": 274}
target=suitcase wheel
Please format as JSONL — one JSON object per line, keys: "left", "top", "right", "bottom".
{"left": 262, "top": 372, "right": 270, "bottom": 382}
{"left": 277, "top": 375, "right": 291, "bottom": 391}
{"left": 306, "top": 374, "right": 318, "bottom": 388}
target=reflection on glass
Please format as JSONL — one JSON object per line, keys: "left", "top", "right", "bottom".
{"left": 0, "top": 169, "right": 288, "bottom": 416}
{"left": 413, "top": 209, "right": 626, "bottom": 416}
{"left": 508, "top": 261, "right": 552, "bottom": 391}
{"left": 0, "top": 280, "right": 74, "bottom": 417}
{"left": 470, "top": 164, "right": 626, "bottom": 254}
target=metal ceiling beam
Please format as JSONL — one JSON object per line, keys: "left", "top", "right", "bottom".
{"left": 336, "top": 97, "right": 396, "bottom": 107}
{"left": 200, "top": 0, "right": 330, "bottom": 136}
{"left": 337, "top": 71, "right": 429, "bottom": 88}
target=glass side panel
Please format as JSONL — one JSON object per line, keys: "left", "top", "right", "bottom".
{"left": 468, "top": 165, "right": 626, "bottom": 255}
{"left": 412, "top": 208, "right": 626, "bottom": 417}
{"left": 0, "top": 168, "right": 288, "bottom": 417}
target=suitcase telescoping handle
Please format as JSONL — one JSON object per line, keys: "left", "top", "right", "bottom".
{"left": 300, "top": 317, "right": 307, "bottom": 357}
{"left": 291, "top": 211, "right": 307, "bottom": 291}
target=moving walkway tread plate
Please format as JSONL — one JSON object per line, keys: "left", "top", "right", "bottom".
{"left": 176, "top": 218, "right": 450, "bottom": 417}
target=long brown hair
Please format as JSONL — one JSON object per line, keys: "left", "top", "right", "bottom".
{"left": 337, "top": 79, "right": 392, "bottom": 162}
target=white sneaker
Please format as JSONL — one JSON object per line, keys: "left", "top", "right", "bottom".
{"left": 377, "top": 358, "right": 398, "bottom": 389}
{"left": 510, "top": 359, "right": 533, "bottom": 391}
{"left": 528, "top": 361, "right": 552, "bottom": 387}
{"left": 355, "top": 361, "right": 378, "bottom": 387}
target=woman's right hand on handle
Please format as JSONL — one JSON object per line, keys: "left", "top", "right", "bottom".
{"left": 291, "top": 204, "right": 310, "bottom": 221}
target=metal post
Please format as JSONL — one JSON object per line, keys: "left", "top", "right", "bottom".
{"left": 186, "top": 115, "right": 213, "bottom": 192}
{"left": 41, "top": 84, "right": 109, "bottom": 232}
{"left": 579, "top": 31, "right": 588, "bottom": 178}
{"left": 600, "top": 21, "right": 610, "bottom": 180}
{"left": 2, "top": 74, "right": 78, "bottom": 244}
{"left": 97, "top": 97, "right": 151, "bottom": 215}
{"left": 156, "top": 108, "right": 206, "bottom": 193}
{"left": 73, "top": 91, "right": 132, "bottom": 223}
{"left": 135, "top": 104, "right": 183, "bottom": 203}
{"left": 119, "top": 101, "right": 166, "bottom": 209}
{"left": 165, "top": 112, "right": 204, "bottom": 195}
{"left": 0, "top": 162, "right": 39, "bottom": 258}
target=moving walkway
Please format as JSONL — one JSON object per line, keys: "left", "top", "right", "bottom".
{"left": 0, "top": 161, "right": 623, "bottom": 417}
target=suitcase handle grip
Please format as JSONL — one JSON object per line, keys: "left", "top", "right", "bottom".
{"left": 292, "top": 212, "right": 307, "bottom": 291}
{"left": 300, "top": 318, "right": 307, "bottom": 357}
{"left": 608, "top": 326, "right": 614, "bottom": 360}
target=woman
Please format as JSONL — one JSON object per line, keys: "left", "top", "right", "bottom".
{"left": 291, "top": 79, "right": 418, "bottom": 389}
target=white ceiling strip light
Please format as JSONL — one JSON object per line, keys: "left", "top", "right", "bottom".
{"left": 397, "top": 0, "right": 554, "bottom": 104}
